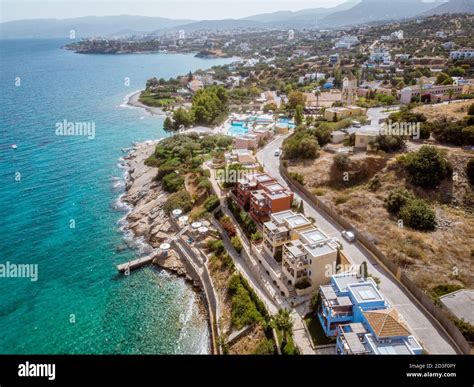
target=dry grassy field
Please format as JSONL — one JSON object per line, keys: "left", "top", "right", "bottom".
{"left": 288, "top": 148, "right": 474, "bottom": 293}
{"left": 413, "top": 100, "right": 473, "bottom": 122}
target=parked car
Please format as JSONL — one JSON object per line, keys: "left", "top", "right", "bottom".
{"left": 341, "top": 230, "right": 356, "bottom": 242}
{"left": 274, "top": 149, "right": 281, "bottom": 157}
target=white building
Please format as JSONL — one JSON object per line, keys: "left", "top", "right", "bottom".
{"left": 442, "top": 41, "right": 456, "bottom": 50}
{"left": 436, "top": 31, "right": 447, "bottom": 39}
{"left": 329, "top": 53, "right": 340, "bottom": 64}
{"left": 381, "top": 30, "right": 404, "bottom": 41}
{"left": 335, "top": 35, "right": 360, "bottom": 49}
{"left": 370, "top": 48, "right": 391, "bottom": 64}
{"left": 450, "top": 49, "right": 474, "bottom": 60}
{"left": 298, "top": 72, "right": 326, "bottom": 84}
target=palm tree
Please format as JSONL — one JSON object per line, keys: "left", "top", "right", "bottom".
{"left": 418, "top": 78, "right": 425, "bottom": 95}
{"left": 272, "top": 309, "right": 293, "bottom": 346}
{"left": 314, "top": 89, "right": 321, "bottom": 108}
{"left": 447, "top": 89, "right": 455, "bottom": 104}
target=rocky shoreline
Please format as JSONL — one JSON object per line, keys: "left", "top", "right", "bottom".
{"left": 120, "top": 141, "right": 195, "bottom": 283}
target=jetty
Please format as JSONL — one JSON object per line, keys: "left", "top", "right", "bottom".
{"left": 116, "top": 253, "right": 156, "bottom": 273}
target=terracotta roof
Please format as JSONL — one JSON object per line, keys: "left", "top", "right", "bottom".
{"left": 363, "top": 309, "right": 411, "bottom": 338}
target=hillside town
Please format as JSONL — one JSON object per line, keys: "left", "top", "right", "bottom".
{"left": 111, "top": 12, "right": 474, "bottom": 357}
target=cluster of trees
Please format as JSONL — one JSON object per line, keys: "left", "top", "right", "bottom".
{"left": 192, "top": 85, "right": 229, "bottom": 125}
{"left": 386, "top": 188, "right": 436, "bottom": 231}
{"left": 228, "top": 274, "right": 269, "bottom": 330}
{"left": 363, "top": 91, "right": 396, "bottom": 106}
{"left": 203, "top": 195, "right": 220, "bottom": 212}
{"left": 226, "top": 197, "right": 261, "bottom": 242}
{"left": 146, "top": 134, "right": 233, "bottom": 211}
{"left": 435, "top": 72, "right": 454, "bottom": 86}
{"left": 427, "top": 105, "right": 474, "bottom": 146}
{"left": 282, "top": 120, "right": 344, "bottom": 161}
{"left": 385, "top": 105, "right": 474, "bottom": 147}
{"left": 162, "top": 86, "right": 230, "bottom": 133}
{"left": 429, "top": 119, "right": 474, "bottom": 146}
{"left": 371, "top": 135, "right": 406, "bottom": 153}
{"left": 145, "top": 77, "right": 180, "bottom": 90}
{"left": 164, "top": 191, "right": 193, "bottom": 214}
{"left": 400, "top": 146, "right": 452, "bottom": 189}
{"left": 282, "top": 128, "right": 320, "bottom": 160}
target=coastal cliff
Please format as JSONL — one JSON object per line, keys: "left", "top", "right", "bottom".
{"left": 121, "top": 142, "right": 191, "bottom": 280}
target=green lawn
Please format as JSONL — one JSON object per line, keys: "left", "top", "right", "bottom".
{"left": 304, "top": 314, "right": 335, "bottom": 346}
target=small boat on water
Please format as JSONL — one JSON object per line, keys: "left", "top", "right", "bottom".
{"left": 12, "top": 144, "right": 18, "bottom": 149}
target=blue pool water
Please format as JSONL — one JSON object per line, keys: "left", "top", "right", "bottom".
{"left": 0, "top": 38, "right": 236, "bottom": 354}
{"left": 228, "top": 116, "right": 295, "bottom": 137}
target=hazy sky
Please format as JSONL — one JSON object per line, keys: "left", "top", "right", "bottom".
{"left": 1, "top": 0, "right": 348, "bottom": 22}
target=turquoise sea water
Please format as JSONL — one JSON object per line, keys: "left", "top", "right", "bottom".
{"left": 0, "top": 39, "right": 236, "bottom": 354}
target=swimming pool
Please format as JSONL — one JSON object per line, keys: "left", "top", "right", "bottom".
{"left": 227, "top": 116, "right": 295, "bottom": 137}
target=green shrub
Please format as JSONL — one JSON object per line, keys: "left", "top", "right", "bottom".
{"left": 313, "top": 188, "right": 326, "bottom": 196}
{"left": 190, "top": 207, "right": 210, "bottom": 222}
{"left": 162, "top": 172, "right": 185, "bottom": 192}
{"left": 155, "top": 165, "right": 177, "bottom": 181}
{"left": 253, "top": 339, "right": 276, "bottom": 355}
{"left": 197, "top": 176, "right": 212, "bottom": 191}
{"left": 251, "top": 231, "right": 263, "bottom": 242}
{"left": 430, "top": 284, "right": 463, "bottom": 299}
{"left": 401, "top": 146, "right": 451, "bottom": 189}
{"left": 452, "top": 318, "right": 474, "bottom": 342}
{"left": 282, "top": 340, "right": 298, "bottom": 355}
{"left": 282, "top": 129, "right": 320, "bottom": 160}
{"left": 386, "top": 188, "right": 414, "bottom": 215}
{"left": 228, "top": 274, "right": 264, "bottom": 329}
{"left": 231, "top": 236, "right": 243, "bottom": 254}
{"left": 204, "top": 195, "right": 220, "bottom": 212}
{"left": 399, "top": 199, "right": 436, "bottom": 231}
{"left": 372, "top": 135, "right": 405, "bottom": 153}
{"left": 334, "top": 153, "right": 349, "bottom": 171}
{"left": 226, "top": 197, "right": 258, "bottom": 239}
{"left": 290, "top": 172, "right": 305, "bottom": 185}
{"left": 367, "top": 175, "right": 381, "bottom": 192}
{"left": 334, "top": 194, "right": 349, "bottom": 205}
{"left": 468, "top": 103, "right": 474, "bottom": 116}
{"left": 208, "top": 239, "right": 225, "bottom": 255}
{"left": 429, "top": 118, "right": 474, "bottom": 146}
{"left": 163, "top": 190, "right": 193, "bottom": 214}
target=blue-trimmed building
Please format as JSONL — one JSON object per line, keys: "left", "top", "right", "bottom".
{"left": 317, "top": 273, "right": 423, "bottom": 355}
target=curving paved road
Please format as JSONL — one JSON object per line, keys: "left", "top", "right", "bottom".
{"left": 257, "top": 135, "right": 458, "bottom": 354}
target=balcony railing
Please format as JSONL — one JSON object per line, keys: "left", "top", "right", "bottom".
{"left": 283, "top": 253, "right": 309, "bottom": 267}
{"left": 331, "top": 310, "right": 353, "bottom": 318}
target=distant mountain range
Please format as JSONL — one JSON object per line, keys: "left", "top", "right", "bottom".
{"left": 422, "top": 0, "right": 474, "bottom": 16}
{"left": 0, "top": 15, "right": 193, "bottom": 39}
{"left": 319, "top": 0, "right": 445, "bottom": 27}
{"left": 1, "top": 0, "right": 472, "bottom": 39}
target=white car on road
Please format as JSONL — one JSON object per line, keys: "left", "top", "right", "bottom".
{"left": 341, "top": 230, "right": 356, "bottom": 242}
{"left": 274, "top": 149, "right": 281, "bottom": 157}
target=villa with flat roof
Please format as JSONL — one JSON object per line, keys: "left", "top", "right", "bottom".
{"left": 249, "top": 182, "right": 293, "bottom": 223}
{"left": 317, "top": 273, "right": 423, "bottom": 355}
{"left": 263, "top": 210, "right": 312, "bottom": 259}
{"left": 261, "top": 210, "right": 338, "bottom": 296}
{"left": 231, "top": 174, "right": 293, "bottom": 223}
{"left": 232, "top": 173, "right": 274, "bottom": 208}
